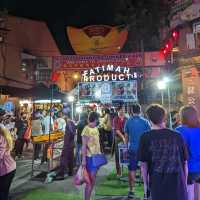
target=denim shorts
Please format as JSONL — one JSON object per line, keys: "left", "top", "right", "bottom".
{"left": 128, "top": 150, "right": 138, "bottom": 171}
{"left": 86, "top": 156, "right": 99, "bottom": 173}
{"left": 188, "top": 173, "right": 200, "bottom": 184}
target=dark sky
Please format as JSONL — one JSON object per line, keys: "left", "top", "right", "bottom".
{"left": 2, "top": 0, "right": 117, "bottom": 25}
{"left": 1, "top": 0, "right": 164, "bottom": 54}
{"left": 1, "top": 0, "right": 121, "bottom": 54}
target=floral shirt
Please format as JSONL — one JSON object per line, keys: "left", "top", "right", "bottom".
{"left": 82, "top": 125, "right": 101, "bottom": 157}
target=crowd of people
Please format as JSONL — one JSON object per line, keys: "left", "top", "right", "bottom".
{"left": 0, "top": 103, "right": 200, "bottom": 200}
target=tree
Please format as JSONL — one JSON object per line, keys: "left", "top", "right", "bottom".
{"left": 115, "top": 0, "right": 170, "bottom": 51}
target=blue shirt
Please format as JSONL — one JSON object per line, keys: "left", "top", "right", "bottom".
{"left": 124, "top": 116, "right": 150, "bottom": 151}
{"left": 176, "top": 126, "right": 200, "bottom": 173}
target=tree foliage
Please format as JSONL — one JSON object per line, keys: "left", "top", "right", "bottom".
{"left": 115, "top": 0, "right": 170, "bottom": 51}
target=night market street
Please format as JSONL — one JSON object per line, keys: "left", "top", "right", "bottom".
{"left": 10, "top": 153, "right": 141, "bottom": 200}
{"left": 1, "top": 0, "right": 200, "bottom": 200}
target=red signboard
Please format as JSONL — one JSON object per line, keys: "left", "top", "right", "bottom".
{"left": 53, "top": 53, "right": 144, "bottom": 70}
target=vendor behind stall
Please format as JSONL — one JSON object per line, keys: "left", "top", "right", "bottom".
{"left": 55, "top": 112, "right": 66, "bottom": 133}
{"left": 42, "top": 110, "right": 54, "bottom": 134}
{"left": 32, "top": 112, "right": 43, "bottom": 161}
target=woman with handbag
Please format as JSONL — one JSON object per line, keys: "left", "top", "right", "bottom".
{"left": 82, "top": 111, "right": 107, "bottom": 200}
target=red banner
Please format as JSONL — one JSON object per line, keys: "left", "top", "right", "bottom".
{"left": 53, "top": 53, "right": 143, "bottom": 70}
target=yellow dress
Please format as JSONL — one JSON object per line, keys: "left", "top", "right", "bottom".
{"left": 82, "top": 125, "right": 101, "bottom": 157}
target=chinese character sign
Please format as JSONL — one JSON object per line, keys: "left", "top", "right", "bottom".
{"left": 182, "top": 67, "right": 200, "bottom": 111}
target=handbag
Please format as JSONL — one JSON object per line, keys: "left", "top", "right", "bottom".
{"left": 74, "top": 165, "right": 91, "bottom": 186}
{"left": 23, "top": 126, "right": 31, "bottom": 140}
{"left": 91, "top": 154, "right": 107, "bottom": 168}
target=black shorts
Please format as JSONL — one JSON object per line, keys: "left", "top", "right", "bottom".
{"left": 188, "top": 173, "right": 200, "bottom": 185}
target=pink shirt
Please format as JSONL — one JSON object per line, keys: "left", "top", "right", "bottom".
{"left": 0, "top": 135, "right": 16, "bottom": 176}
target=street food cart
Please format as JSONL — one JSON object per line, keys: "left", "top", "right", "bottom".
{"left": 31, "top": 130, "right": 64, "bottom": 177}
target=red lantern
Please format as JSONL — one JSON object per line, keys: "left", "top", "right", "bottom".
{"left": 172, "top": 31, "right": 178, "bottom": 40}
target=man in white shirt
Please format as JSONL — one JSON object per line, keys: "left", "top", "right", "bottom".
{"left": 42, "top": 110, "right": 54, "bottom": 134}
{"left": 56, "top": 112, "right": 66, "bottom": 133}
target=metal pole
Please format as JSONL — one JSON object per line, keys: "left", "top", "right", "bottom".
{"left": 49, "top": 86, "right": 53, "bottom": 142}
{"left": 168, "top": 51, "right": 173, "bottom": 129}
{"left": 167, "top": 85, "right": 172, "bottom": 129}
{"left": 71, "top": 102, "right": 74, "bottom": 120}
{"left": 48, "top": 85, "right": 53, "bottom": 172}
{"left": 161, "top": 90, "right": 164, "bottom": 105}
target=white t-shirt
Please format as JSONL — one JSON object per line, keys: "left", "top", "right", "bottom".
{"left": 42, "top": 116, "right": 54, "bottom": 134}
{"left": 56, "top": 117, "right": 66, "bottom": 132}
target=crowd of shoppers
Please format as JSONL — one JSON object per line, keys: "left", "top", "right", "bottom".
{"left": 1, "top": 102, "right": 200, "bottom": 200}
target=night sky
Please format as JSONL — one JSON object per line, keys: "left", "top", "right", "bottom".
{"left": 0, "top": 0, "right": 165, "bottom": 54}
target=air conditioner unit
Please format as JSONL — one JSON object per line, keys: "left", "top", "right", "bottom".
{"left": 36, "top": 58, "right": 52, "bottom": 69}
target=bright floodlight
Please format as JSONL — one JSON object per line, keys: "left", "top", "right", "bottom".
{"left": 76, "top": 106, "right": 82, "bottom": 113}
{"left": 68, "top": 95, "right": 74, "bottom": 102}
{"left": 157, "top": 80, "right": 167, "bottom": 90}
{"left": 163, "top": 77, "right": 170, "bottom": 83}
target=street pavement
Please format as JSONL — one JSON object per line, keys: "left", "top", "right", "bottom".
{"left": 10, "top": 149, "right": 141, "bottom": 200}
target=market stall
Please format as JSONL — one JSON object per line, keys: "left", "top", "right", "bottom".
{"left": 22, "top": 83, "right": 67, "bottom": 177}
{"left": 31, "top": 130, "right": 64, "bottom": 177}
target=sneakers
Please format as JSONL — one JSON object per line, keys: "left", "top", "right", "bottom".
{"left": 15, "top": 155, "right": 24, "bottom": 160}
{"left": 34, "top": 159, "right": 41, "bottom": 164}
{"left": 54, "top": 175, "right": 64, "bottom": 180}
{"left": 128, "top": 191, "right": 135, "bottom": 199}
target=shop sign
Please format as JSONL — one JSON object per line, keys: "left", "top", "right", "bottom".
{"left": 144, "top": 52, "right": 165, "bottom": 66}
{"left": 81, "top": 65, "right": 137, "bottom": 82}
{"left": 78, "top": 81, "right": 137, "bottom": 103}
{"left": 179, "top": 56, "right": 200, "bottom": 65}
{"left": 53, "top": 53, "right": 143, "bottom": 70}
{"left": 53, "top": 52, "right": 165, "bottom": 70}
{"left": 182, "top": 67, "right": 200, "bottom": 112}
{"left": 193, "top": 22, "right": 200, "bottom": 33}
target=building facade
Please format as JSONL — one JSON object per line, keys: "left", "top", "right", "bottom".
{"left": 160, "top": 0, "right": 200, "bottom": 111}
{"left": 0, "top": 14, "right": 60, "bottom": 91}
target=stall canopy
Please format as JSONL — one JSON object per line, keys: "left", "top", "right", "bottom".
{"left": 22, "top": 83, "right": 66, "bottom": 100}
{"left": 0, "top": 85, "right": 29, "bottom": 97}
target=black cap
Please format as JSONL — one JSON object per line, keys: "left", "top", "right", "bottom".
{"left": 0, "top": 108, "right": 6, "bottom": 117}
